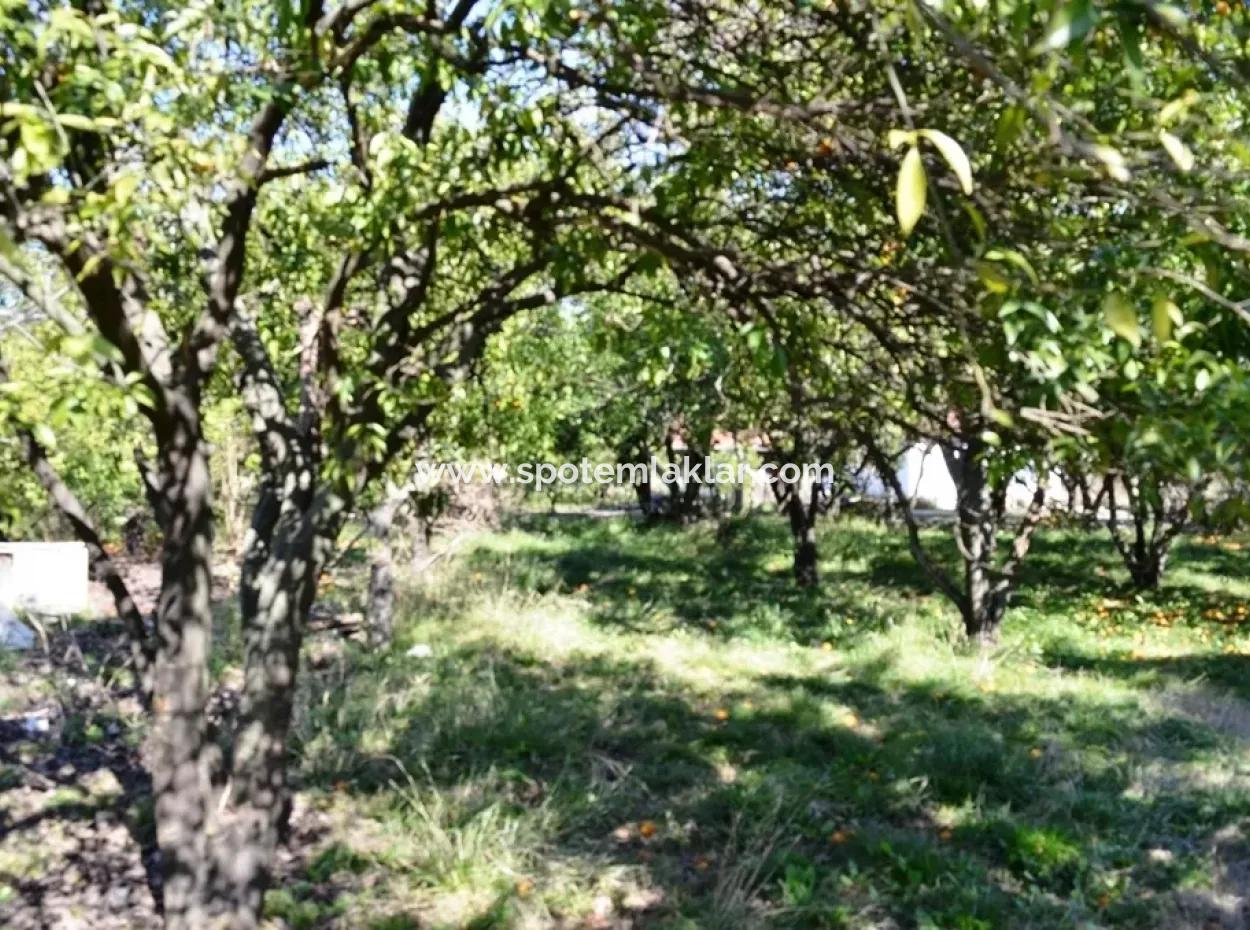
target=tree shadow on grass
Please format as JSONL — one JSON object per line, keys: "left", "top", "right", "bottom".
{"left": 443, "top": 518, "right": 1249, "bottom": 695}
{"left": 1170, "top": 537, "right": 1250, "bottom": 580}
{"left": 277, "top": 516, "right": 1250, "bottom": 926}
{"left": 459, "top": 516, "right": 929, "bottom": 645}
{"left": 847, "top": 524, "right": 1244, "bottom": 622}
{"left": 293, "top": 632, "right": 1250, "bottom": 930}
{"left": 1042, "top": 647, "right": 1250, "bottom": 703}
{"left": 850, "top": 527, "right": 1127, "bottom": 602}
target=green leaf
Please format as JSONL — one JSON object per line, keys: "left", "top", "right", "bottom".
{"left": 994, "top": 105, "right": 1027, "bottom": 152}
{"left": 18, "top": 119, "right": 57, "bottom": 168}
{"left": 1103, "top": 293, "right": 1141, "bottom": 348}
{"left": 1032, "top": 0, "right": 1100, "bottom": 54}
{"left": 984, "top": 248, "right": 1040, "bottom": 286}
{"left": 1158, "top": 91, "right": 1199, "bottom": 126}
{"left": 976, "top": 261, "right": 1011, "bottom": 294}
{"left": 55, "top": 113, "right": 111, "bottom": 132}
{"left": 1152, "top": 298, "right": 1180, "bottom": 343}
{"left": 1091, "top": 144, "right": 1130, "bottom": 182}
{"left": 48, "top": 7, "right": 95, "bottom": 44}
{"left": 165, "top": 5, "right": 207, "bottom": 38}
{"left": 887, "top": 129, "right": 915, "bottom": 151}
{"left": 962, "top": 202, "right": 987, "bottom": 241}
{"left": 0, "top": 227, "right": 18, "bottom": 262}
{"left": 1158, "top": 131, "right": 1194, "bottom": 172}
{"left": 1119, "top": 14, "right": 1144, "bottom": 77}
{"left": 31, "top": 422, "right": 57, "bottom": 451}
{"left": 918, "top": 129, "right": 973, "bottom": 195}
{"left": 896, "top": 146, "right": 927, "bottom": 237}
{"left": 1146, "top": 2, "right": 1187, "bottom": 28}
{"left": 111, "top": 171, "right": 140, "bottom": 208}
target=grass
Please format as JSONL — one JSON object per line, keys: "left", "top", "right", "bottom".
{"left": 280, "top": 515, "right": 1250, "bottom": 930}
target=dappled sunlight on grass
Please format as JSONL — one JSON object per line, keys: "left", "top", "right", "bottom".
{"left": 283, "top": 517, "right": 1250, "bottom": 929}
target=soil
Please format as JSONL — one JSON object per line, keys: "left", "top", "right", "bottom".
{"left": 0, "top": 558, "right": 324, "bottom": 930}
{"left": 0, "top": 614, "right": 162, "bottom": 930}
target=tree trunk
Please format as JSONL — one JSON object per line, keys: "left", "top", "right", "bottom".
{"left": 219, "top": 527, "right": 320, "bottom": 924}
{"left": 787, "top": 483, "right": 819, "bottom": 587}
{"left": 147, "top": 434, "right": 218, "bottom": 929}
{"left": 659, "top": 437, "right": 705, "bottom": 523}
{"left": 867, "top": 435, "right": 1046, "bottom": 647}
{"left": 961, "top": 557, "right": 1006, "bottom": 644}
{"left": 367, "top": 495, "right": 400, "bottom": 647}
{"left": 1127, "top": 553, "right": 1163, "bottom": 591}
{"left": 1059, "top": 473, "right": 1078, "bottom": 518}
{"left": 729, "top": 446, "right": 746, "bottom": 515}
{"left": 1107, "top": 474, "right": 1184, "bottom": 592}
{"left": 880, "top": 492, "right": 896, "bottom": 527}
{"left": 148, "top": 486, "right": 321, "bottom": 930}
{"left": 208, "top": 474, "right": 332, "bottom": 928}
{"left": 944, "top": 437, "right": 996, "bottom": 642}
{"left": 1131, "top": 484, "right": 1152, "bottom": 586}
{"left": 1123, "top": 508, "right": 1172, "bottom": 592}
{"left": 634, "top": 474, "right": 653, "bottom": 515}
{"left": 793, "top": 534, "right": 818, "bottom": 587}
{"left": 680, "top": 462, "right": 703, "bottom": 522}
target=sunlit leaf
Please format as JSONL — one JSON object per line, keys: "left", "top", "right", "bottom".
{"left": 1158, "top": 91, "right": 1199, "bottom": 126}
{"left": 55, "top": 113, "right": 115, "bottom": 132}
{"left": 1146, "top": 2, "right": 1188, "bottom": 28}
{"left": 918, "top": 129, "right": 973, "bottom": 195}
{"left": 1104, "top": 293, "right": 1141, "bottom": 348}
{"left": 48, "top": 7, "right": 95, "bottom": 43}
{"left": 887, "top": 129, "right": 915, "bottom": 150}
{"left": 31, "top": 422, "right": 57, "bottom": 451}
{"left": 976, "top": 261, "right": 1011, "bottom": 294}
{"left": 984, "top": 248, "right": 1040, "bottom": 286}
{"left": 1152, "top": 298, "right": 1180, "bottom": 343}
{"left": 896, "top": 146, "right": 927, "bottom": 237}
{"left": 1091, "top": 145, "right": 1130, "bottom": 182}
{"left": 1159, "top": 131, "right": 1194, "bottom": 173}
{"left": 1032, "top": 0, "right": 1100, "bottom": 54}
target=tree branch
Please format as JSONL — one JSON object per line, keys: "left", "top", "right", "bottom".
{"left": 188, "top": 96, "right": 293, "bottom": 389}
{"left": 259, "top": 158, "right": 332, "bottom": 184}
{"left": 992, "top": 479, "right": 1048, "bottom": 593}
{"left": 864, "top": 438, "right": 967, "bottom": 612}
{"left": 230, "top": 301, "right": 303, "bottom": 475}
{"left": 9, "top": 404, "right": 153, "bottom": 704}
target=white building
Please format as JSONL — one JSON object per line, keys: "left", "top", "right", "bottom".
{"left": 859, "top": 443, "right": 1062, "bottom": 514}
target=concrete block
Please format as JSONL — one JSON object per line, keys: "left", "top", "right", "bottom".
{"left": 0, "top": 542, "right": 90, "bottom": 615}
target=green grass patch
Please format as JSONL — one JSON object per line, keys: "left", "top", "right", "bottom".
{"left": 289, "top": 515, "right": 1250, "bottom": 929}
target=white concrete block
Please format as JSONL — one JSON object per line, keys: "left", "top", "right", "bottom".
{"left": 0, "top": 542, "right": 90, "bottom": 615}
